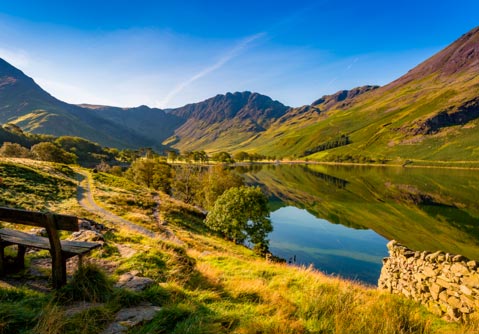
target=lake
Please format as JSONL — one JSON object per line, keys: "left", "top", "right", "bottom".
{"left": 238, "top": 164, "right": 479, "bottom": 285}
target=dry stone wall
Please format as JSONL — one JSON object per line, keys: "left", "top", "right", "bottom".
{"left": 378, "top": 240, "right": 479, "bottom": 321}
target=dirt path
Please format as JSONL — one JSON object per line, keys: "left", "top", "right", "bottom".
{"left": 75, "top": 170, "right": 155, "bottom": 237}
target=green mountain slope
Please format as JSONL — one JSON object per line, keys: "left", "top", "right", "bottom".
{"left": 244, "top": 26, "right": 479, "bottom": 162}
{"left": 163, "top": 91, "right": 289, "bottom": 152}
{"left": 0, "top": 58, "right": 154, "bottom": 149}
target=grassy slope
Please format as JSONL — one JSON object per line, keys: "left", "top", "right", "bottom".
{"left": 242, "top": 69, "right": 479, "bottom": 163}
{"left": 0, "top": 158, "right": 476, "bottom": 333}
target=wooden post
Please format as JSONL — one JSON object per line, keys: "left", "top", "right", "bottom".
{"left": 45, "top": 214, "right": 66, "bottom": 289}
{"left": 15, "top": 245, "right": 26, "bottom": 269}
{"left": 0, "top": 245, "right": 4, "bottom": 275}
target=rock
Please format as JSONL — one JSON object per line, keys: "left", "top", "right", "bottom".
{"left": 452, "top": 255, "right": 466, "bottom": 262}
{"left": 378, "top": 241, "right": 479, "bottom": 322}
{"left": 436, "top": 278, "right": 451, "bottom": 289}
{"left": 69, "top": 230, "right": 104, "bottom": 243}
{"left": 30, "top": 227, "right": 47, "bottom": 237}
{"left": 386, "top": 240, "right": 398, "bottom": 251}
{"left": 462, "top": 273, "right": 479, "bottom": 288}
{"left": 422, "top": 266, "right": 436, "bottom": 278}
{"left": 460, "top": 285, "right": 473, "bottom": 296}
{"left": 79, "top": 218, "right": 107, "bottom": 232}
{"left": 115, "top": 272, "right": 155, "bottom": 292}
{"left": 451, "top": 263, "right": 469, "bottom": 276}
{"left": 102, "top": 305, "right": 161, "bottom": 334}
{"left": 429, "top": 283, "right": 443, "bottom": 301}
{"left": 467, "top": 260, "right": 478, "bottom": 270}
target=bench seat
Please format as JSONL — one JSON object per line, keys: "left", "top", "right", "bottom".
{"left": 0, "top": 228, "right": 101, "bottom": 258}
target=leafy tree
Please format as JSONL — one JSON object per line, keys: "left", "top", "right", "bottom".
{"left": 205, "top": 186, "right": 272, "bottom": 253}
{"left": 126, "top": 158, "right": 173, "bottom": 193}
{"left": 233, "top": 151, "right": 250, "bottom": 162}
{"left": 212, "top": 151, "right": 234, "bottom": 163}
{"left": 55, "top": 136, "right": 111, "bottom": 163}
{"left": 31, "top": 142, "right": 77, "bottom": 164}
{"left": 172, "top": 165, "right": 202, "bottom": 203}
{"left": 199, "top": 165, "right": 244, "bottom": 209}
{"left": 167, "top": 150, "right": 178, "bottom": 163}
{"left": 0, "top": 142, "right": 32, "bottom": 158}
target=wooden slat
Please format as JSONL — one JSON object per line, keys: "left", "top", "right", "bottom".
{"left": 0, "top": 228, "right": 50, "bottom": 249}
{"left": 0, "top": 207, "right": 79, "bottom": 231}
{"left": 0, "top": 228, "right": 100, "bottom": 255}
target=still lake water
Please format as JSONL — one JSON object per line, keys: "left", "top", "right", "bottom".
{"left": 238, "top": 164, "right": 479, "bottom": 285}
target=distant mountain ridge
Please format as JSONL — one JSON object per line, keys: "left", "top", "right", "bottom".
{"left": 0, "top": 58, "right": 155, "bottom": 149}
{"left": 1, "top": 25, "right": 479, "bottom": 162}
{"left": 164, "top": 91, "right": 289, "bottom": 151}
{"left": 242, "top": 25, "right": 479, "bottom": 162}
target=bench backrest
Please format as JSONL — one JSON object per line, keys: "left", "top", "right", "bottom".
{"left": 0, "top": 207, "right": 79, "bottom": 231}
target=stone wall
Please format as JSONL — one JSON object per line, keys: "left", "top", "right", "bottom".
{"left": 378, "top": 240, "right": 479, "bottom": 321}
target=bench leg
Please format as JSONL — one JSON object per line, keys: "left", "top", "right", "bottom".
{"left": 15, "top": 245, "right": 26, "bottom": 269}
{"left": 50, "top": 254, "right": 67, "bottom": 289}
{"left": 78, "top": 255, "right": 83, "bottom": 268}
{"left": 0, "top": 245, "right": 4, "bottom": 276}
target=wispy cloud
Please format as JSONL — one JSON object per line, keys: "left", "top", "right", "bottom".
{"left": 326, "top": 57, "right": 360, "bottom": 88}
{"left": 0, "top": 47, "right": 30, "bottom": 68}
{"left": 156, "top": 32, "right": 266, "bottom": 108}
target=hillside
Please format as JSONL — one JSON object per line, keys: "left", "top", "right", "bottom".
{"left": 79, "top": 104, "right": 184, "bottom": 145}
{"left": 163, "top": 91, "right": 289, "bottom": 152}
{"left": 0, "top": 59, "right": 154, "bottom": 149}
{"left": 0, "top": 158, "right": 467, "bottom": 333}
{"left": 241, "top": 27, "right": 479, "bottom": 163}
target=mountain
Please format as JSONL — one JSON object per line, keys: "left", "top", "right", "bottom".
{"left": 162, "top": 91, "right": 289, "bottom": 152}
{"left": 244, "top": 26, "right": 479, "bottom": 162}
{"left": 79, "top": 104, "right": 184, "bottom": 145}
{"left": 1, "top": 25, "right": 479, "bottom": 161}
{"left": 0, "top": 58, "right": 155, "bottom": 149}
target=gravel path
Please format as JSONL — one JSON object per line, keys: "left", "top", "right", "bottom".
{"left": 75, "top": 170, "right": 155, "bottom": 237}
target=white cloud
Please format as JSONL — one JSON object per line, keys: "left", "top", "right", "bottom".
{"left": 155, "top": 32, "right": 266, "bottom": 108}
{"left": 0, "top": 48, "right": 31, "bottom": 69}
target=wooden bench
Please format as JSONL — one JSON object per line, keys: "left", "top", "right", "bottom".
{"left": 0, "top": 207, "right": 101, "bottom": 288}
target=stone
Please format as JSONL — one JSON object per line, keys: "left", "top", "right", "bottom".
{"left": 429, "top": 283, "right": 443, "bottom": 300}
{"left": 69, "top": 230, "right": 104, "bottom": 242}
{"left": 460, "top": 285, "right": 473, "bottom": 296}
{"left": 436, "top": 278, "right": 451, "bottom": 289}
{"left": 386, "top": 240, "right": 398, "bottom": 251}
{"left": 439, "top": 291, "right": 449, "bottom": 303}
{"left": 451, "top": 263, "right": 469, "bottom": 276}
{"left": 102, "top": 305, "right": 161, "bottom": 334}
{"left": 452, "top": 255, "right": 466, "bottom": 262}
{"left": 30, "top": 227, "right": 47, "bottom": 237}
{"left": 464, "top": 273, "right": 479, "bottom": 288}
{"left": 422, "top": 266, "right": 436, "bottom": 278}
{"left": 447, "top": 296, "right": 463, "bottom": 309}
{"left": 467, "top": 261, "right": 478, "bottom": 270}
{"left": 115, "top": 272, "right": 155, "bottom": 292}
{"left": 460, "top": 294, "right": 475, "bottom": 308}
{"left": 460, "top": 306, "right": 472, "bottom": 314}
{"left": 426, "top": 251, "right": 443, "bottom": 262}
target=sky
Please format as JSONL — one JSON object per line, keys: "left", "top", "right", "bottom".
{"left": 0, "top": 0, "right": 478, "bottom": 109}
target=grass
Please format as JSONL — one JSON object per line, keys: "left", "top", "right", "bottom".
{"left": 237, "top": 70, "right": 479, "bottom": 165}
{"left": 0, "top": 159, "right": 478, "bottom": 333}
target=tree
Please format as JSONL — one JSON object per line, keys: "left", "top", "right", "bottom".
{"left": 233, "top": 151, "right": 250, "bottom": 162}
{"left": 167, "top": 150, "right": 178, "bottom": 163}
{"left": 126, "top": 158, "right": 173, "bottom": 193}
{"left": 199, "top": 165, "right": 244, "bottom": 210}
{"left": 172, "top": 165, "right": 202, "bottom": 203}
{"left": 212, "top": 151, "right": 234, "bottom": 163}
{"left": 0, "top": 142, "right": 32, "bottom": 158}
{"left": 31, "top": 142, "right": 77, "bottom": 163}
{"left": 205, "top": 186, "right": 272, "bottom": 253}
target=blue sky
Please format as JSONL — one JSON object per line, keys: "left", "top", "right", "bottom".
{"left": 0, "top": 1, "right": 477, "bottom": 108}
